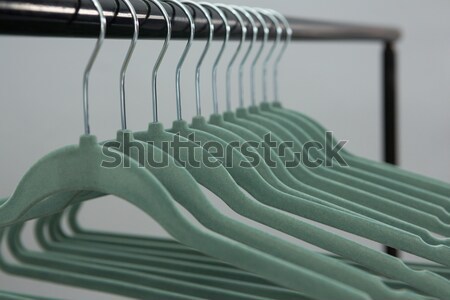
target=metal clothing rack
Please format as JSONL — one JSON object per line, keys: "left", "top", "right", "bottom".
{"left": 0, "top": 0, "right": 401, "bottom": 257}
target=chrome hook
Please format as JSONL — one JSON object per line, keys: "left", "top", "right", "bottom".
{"left": 163, "top": 0, "right": 195, "bottom": 121}
{"left": 216, "top": 4, "right": 247, "bottom": 112}
{"left": 268, "top": 9, "right": 292, "bottom": 103}
{"left": 244, "top": 7, "right": 269, "bottom": 106}
{"left": 182, "top": 1, "right": 214, "bottom": 117}
{"left": 119, "top": 0, "right": 139, "bottom": 130}
{"left": 200, "top": 2, "right": 230, "bottom": 115}
{"left": 147, "top": 0, "right": 171, "bottom": 123}
{"left": 258, "top": 8, "right": 282, "bottom": 103}
{"left": 83, "top": 0, "right": 106, "bottom": 135}
{"left": 231, "top": 6, "right": 257, "bottom": 108}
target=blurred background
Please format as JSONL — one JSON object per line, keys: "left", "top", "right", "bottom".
{"left": 0, "top": 0, "right": 449, "bottom": 298}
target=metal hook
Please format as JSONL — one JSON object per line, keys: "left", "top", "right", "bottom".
{"left": 244, "top": 7, "right": 269, "bottom": 106}
{"left": 258, "top": 8, "right": 282, "bottom": 103}
{"left": 182, "top": 1, "right": 214, "bottom": 117}
{"left": 268, "top": 9, "right": 292, "bottom": 103}
{"left": 216, "top": 4, "right": 247, "bottom": 112}
{"left": 231, "top": 6, "right": 257, "bottom": 108}
{"left": 163, "top": 0, "right": 194, "bottom": 121}
{"left": 119, "top": 0, "right": 139, "bottom": 130}
{"left": 200, "top": 3, "right": 230, "bottom": 115}
{"left": 145, "top": 0, "right": 171, "bottom": 123}
{"left": 83, "top": 0, "right": 106, "bottom": 135}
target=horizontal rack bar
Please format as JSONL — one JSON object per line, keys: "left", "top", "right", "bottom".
{"left": 0, "top": 0, "right": 400, "bottom": 41}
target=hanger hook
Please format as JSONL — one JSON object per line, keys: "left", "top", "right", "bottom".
{"left": 146, "top": 0, "right": 171, "bottom": 124}
{"left": 200, "top": 3, "right": 230, "bottom": 115}
{"left": 182, "top": 1, "right": 214, "bottom": 117}
{"left": 148, "top": 0, "right": 172, "bottom": 123}
{"left": 244, "top": 7, "right": 269, "bottom": 107}
{"left": 119, "top": 0, "right": 139, "bottom": 130}
{"left": 258, "top": 8, "right": 282, "bottom": 103}
{"left": 216, "top": 4, "right": 247, "bottom": 112}
{"left": 83, "top": 0, "right": 106, "bottom": 135}
{"left": 231, "top": 6, "right": 257, "bottom": 108}
{"left": 268, "top": 9, "right": 292, "bottom": 104}
{"left": 163, "top": 0, "right": 194, "bottom": 121}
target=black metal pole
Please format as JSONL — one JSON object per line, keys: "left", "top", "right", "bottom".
{"left": 0, "top": 0, "right": 400, "bottom": 41}
{"left": 383, "top": 42, "right": 399, "bottom": 257}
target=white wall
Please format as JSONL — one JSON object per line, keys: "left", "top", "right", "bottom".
{"left": 0, "top": 0, "right": 449, "bottom": 299}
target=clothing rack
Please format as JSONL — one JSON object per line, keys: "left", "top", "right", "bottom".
{"left": 0, "top": 0, "right": 401, "bottom": 256}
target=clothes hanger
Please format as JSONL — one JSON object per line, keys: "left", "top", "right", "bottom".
{"left": 205, "top": 5, "right": 450, "bottom": 250}
{"left": 0, "top": 2, "right": 207, "bottom": 299}
{"left": 247, "top": 7, "right": 450, "bottom": 232}
{"left": 29, "top": 216, "right": 311, "bottom": 300}
{"left": 263, "top": 11, "right": 450, "bottom": 199}
{"left": 39, "top": 200, "right": 450, "bottom": 299}
{"left": 217, "top": 6, "right": 446, "bottom": 239}
{"left": 1, "top": 228, "right": 203, "bottom": 300}
{"left": 0, "top": 1, "right": 444, "bottom": 298}
{"left": 224, "top": 6, "right": 450, "bottom": 237}
{"left": 124, "top": 1, "right": 450, "bottom": 298}
{"left": 101, "top": 1, "right": 435, "bottom": 298}
{"left": 155, "top": 1, "right": 314, "bottom": 205}
{"left": 28, "top": 205, "right": 445, "bottom": 300}
{"left": 0, "top": 2, "right": 370, "bottom": 299}
{"left": 15, "top": 4, "right": 450, "bottom": 298}
{"left": 32, "top": 213, "right": 443, "bottom": 299}
{"left": 0, "top": 3, "right": 446, "bottom": 288}
{"left": 205, "top": 4, "right": 347, "bottom": 213}
{"left": 43, "top": 208, "right": 450, "bottom": 292}
{"left": 37, "top": 205, "right": 450, "bottom": 299}
{"left": 254, "top": 10, "right": 450, "bottom": 218}
{"left": 38, "top": 1, "right": 446, "bottom": 274}
{"left": 47, "top": 208, "right": 450, "bottom": 289}
{"left": 3, "top": 0, "right": 450, "bottom": 286}
{"left": 110, "top": 3, "right": 408, "bottom": 299}
{"left": 207, "top": 4, "right": 383, "bottom": 219}
{"left": 127, "top": 2, "right": 450, "bottom": 298}
{"left": 8, "top": 222, "right": 285, "bottom": 300}
{"left": 40, "top": 214, "right": 450, "bottom": 297}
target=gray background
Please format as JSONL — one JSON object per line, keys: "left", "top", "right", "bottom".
{"left": 0, "top": 0, "right": 449, "bottom": 298}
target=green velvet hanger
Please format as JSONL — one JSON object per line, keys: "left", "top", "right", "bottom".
{"left": 40, "top": 218, "right": 450, "bottom": 297}
{"left": 6, "top": 2, "right": 450, "bottom": 298}
{"left": 239, "top": 98, "right": 449, "bottom": 236}
{"left": 7, "top": 223, "right": 282, "bottom": 300}
{"left": 220, "top": 6, "right": 450, "bottom": 239}
{"left": 127, "top": 3, "right": 450, "bottom": 298}
{"left": 265, "top": 10, "right": 449, "bottom": 198}
{"left": 277, "top": 100, "right": 450, "bottom": 193}
{"left": 2, "top": 2, "right": 448, "bottom": 299}
{"left": 43, "top": 211, "right": 450, "bottom": 291}
{"left": 2, "top": 3, "right": 388, "bottom": 300}
{"left": 263, "top": 102, "right": 450, "bottom": 208}
{"left": 1, "top": 10, "right": 376, "bottom": 300}
{"left": 197, "top": 109, "right": 449, "bottom": 238}
{"left": 32, "top": 214, "right": 441, "bottom": 299}
{"left": 30, "top": 216, "right": 311, "bottom": 300}
{"left": 21, "top": 162, "right": 450, "bottom": 299}
{"left": 0, "top": 227, "right": 201, "bottom": 300}
{"left": 253, "top": 9, "right": 450, "bottom": 217}
{"left": 48, "top": 214, "right": 450, "bottom": 288}
{"left": 5, "top": 127, "right": 447, "bottom": 297}
{"left": 257, "top": 102, "right": 449, "bottom": 217}
{"left": 272, "top": 102, "right": 450, "bottom": 199}
{"left": 124, "top": 5, "right": 450, "bottom": 298}
{"left": 1, "top": 134, "right": 375, "bottom": 300}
